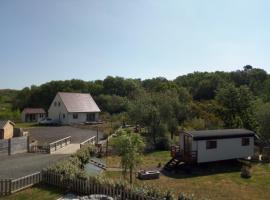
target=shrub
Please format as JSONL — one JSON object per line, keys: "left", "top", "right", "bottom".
{"left": 241, "top": 165, "right": 252, "bottom": 179}
{"left": 48, "top": 159, "right": 83, "bottom": 180}
{"left": 155, "top": 136, "right": 171, "bottom": 150}
{"left": 48, "top": 144, "right": 95, "bottom": 178}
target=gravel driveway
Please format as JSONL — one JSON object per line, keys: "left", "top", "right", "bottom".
{"left": 0, "top": 153, "right": 69, "bottom": 179}
{"left": 28, "top": 126, "right": 104, "bottom": 144}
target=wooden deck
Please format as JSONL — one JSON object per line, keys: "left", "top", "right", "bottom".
{"left": 170, "top": 145, "right": 197, "bottom": 164}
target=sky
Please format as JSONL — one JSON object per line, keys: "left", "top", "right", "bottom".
{"left": 0, "top": 0, "right": 270, "bottom": 89}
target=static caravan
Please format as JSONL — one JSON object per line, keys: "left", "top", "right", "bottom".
{"left": 171, "top": 129, "right": 255, "bottom": 164}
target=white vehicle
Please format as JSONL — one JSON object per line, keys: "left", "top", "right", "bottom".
{"left": 39, "top": 118, "right": 59, "bottom": 126}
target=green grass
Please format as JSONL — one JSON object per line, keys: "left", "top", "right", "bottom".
{"left": 105, "top": 151, "right": 270, "bottom": 200}
{"left": 0, "top": 184, "right": 64, "bottom": 200}
{"left": 15, "top": 122, "right": 40, "bottom": 128}
{"left": 106, "top": 150, "right": 171, "bottom": 169}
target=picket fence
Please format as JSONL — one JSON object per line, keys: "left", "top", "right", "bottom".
{"left": 0, "top": 172, "right": 41, "bottom": 196}
{"left": 1, "top": 171, "right": 165, "bottom": 199}
{"left": 42, "top": 171, "right": 164, "bottom": 200}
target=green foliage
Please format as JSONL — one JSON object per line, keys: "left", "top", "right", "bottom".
{"left": 7, "top": 65, "right": 270, "bottom": 145}
{"left": 112, "top": 129, "right": 145, "bottom": 183}
{"left": 216, "top": 84, "right": 257, "bottom": 130}
{"left": 128, "top": 89, "right": 190, "bottom": 149}
{"left": 97, "top": 94, "right": 128, "bottom": 114}
{"left": 48, "top": 144, "right": 95, "bottom": 179}
{"left": 0, "top": 89, "right": 20, "bottom": 121}
{"left": 255, "top": 102, "right": 270, "bottom": 143}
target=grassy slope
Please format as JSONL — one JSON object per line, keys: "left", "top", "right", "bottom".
{"left": 0, "top": 89, "right": 19, "bottom": 121}
{"left": 0, "top": 89, "right": 18, "bottom": 110}
{"left": 0, "top": 184, "right": 63, "bottom": 200}
{"left": 105, "top": 151, "right": 270, "bottom": 200}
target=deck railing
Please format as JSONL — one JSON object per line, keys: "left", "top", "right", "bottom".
{"left": 48, "top": 136, "right": 71, "bottom": 153}
{"left": 80, "top": 136, "right": 96, "bottom": 148}
{"left": 171, "top": 145, "right": 197, "bottom": 163}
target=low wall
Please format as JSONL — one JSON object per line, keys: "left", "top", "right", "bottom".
{"left": 0, "top": 136, "right": 28, "bottom": 156}
{"left": 10, "top": 136, "right": 28, "bottom": 155}
{"left": 0, "top": 139, "right": 9, "bottom": 156}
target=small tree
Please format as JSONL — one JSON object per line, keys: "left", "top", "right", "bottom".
{"left": 112, "top": 130, "right": 145, "bottom": 183}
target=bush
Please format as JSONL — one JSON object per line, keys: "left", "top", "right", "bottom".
{"left": 48, "top": 144, "right": 95, "bottom": 178}
{"left": 155, "top": 136, "right": 171, "bottom": 150}
{"left": 241, "top": 165, "right": 252, "bottom": 179}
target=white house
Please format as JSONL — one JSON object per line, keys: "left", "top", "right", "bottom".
{"left": 171, "top": 129, "right": 255, "bottom": 164}
{"left": 48, "top": 92, "right": 101, "bottom": 124}
{"left": 21, "top": 108, "right": 46, "bottom": 122}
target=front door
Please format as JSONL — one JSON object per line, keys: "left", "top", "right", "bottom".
{"left": 184, "top": 135, "right": 192, "bottom": 153}
{"left": 86, "top": 113, "right": 95, "bottom": 122}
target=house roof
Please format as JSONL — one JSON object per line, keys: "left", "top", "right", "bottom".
{"left": 0, "top": 120, "right": 15, "bottom": 129}
{"left": 58, "top": 92, "right": 101, "bottom": 113}
{"left": 22, "top": 108, "right": 46, "bottom": 114}
{"left": 185, "top": 129, "right": 255, "bottom": 140}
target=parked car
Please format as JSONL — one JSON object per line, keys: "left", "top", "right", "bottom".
{"left": 39, "top": 118, "right": 59, "bottom": 126}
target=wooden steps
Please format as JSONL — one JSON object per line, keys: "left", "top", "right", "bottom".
{"left": 164, "top": 157, "right": 184, "bottom": 171}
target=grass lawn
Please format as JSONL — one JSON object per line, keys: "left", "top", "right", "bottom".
{"left": 104, "top": 151, "right": 270, "bottom": 200}
{"left": 15, "top": 122, "right": 39, "bottom": 129}
{"left": 106, "top": 150, "right": 171, "bottom": 169}
{"left": 0, "top": 184, "right": 64, "bottom": 200}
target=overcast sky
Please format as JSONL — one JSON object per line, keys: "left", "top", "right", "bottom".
{"left": 0, "top": 0, "right": 270, "bottom": 89}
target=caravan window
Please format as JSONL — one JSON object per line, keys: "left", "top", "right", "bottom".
{"left": 242, "top": 138, "right": 250, "bottom": 146}
{"left": 206, "top": 140, "right": 217, "bottom": 149}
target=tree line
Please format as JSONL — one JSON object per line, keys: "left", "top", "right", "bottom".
{"left": 10, "top": 65, "right": 270, "bottom": 147}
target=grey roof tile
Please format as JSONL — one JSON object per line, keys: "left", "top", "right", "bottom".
{"left": 58, "top": 92, "right": 101, "bottom": 113}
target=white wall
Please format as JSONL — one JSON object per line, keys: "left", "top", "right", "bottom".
{"left": 196, "top": 137, "right": 254, "bottom": 163}
{"left": 48, "top": 94, "right": 69, "bottom": 124}
{"left": 48, "top": 94, "right": 99, "bottom": 124}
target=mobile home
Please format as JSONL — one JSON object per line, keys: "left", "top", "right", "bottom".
{"left": 171, "top": 129, "right": 255, "bottom": 164}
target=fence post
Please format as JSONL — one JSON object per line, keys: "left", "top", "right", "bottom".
{"left": 8, "top": 139, "right": 11, "bottom": 155}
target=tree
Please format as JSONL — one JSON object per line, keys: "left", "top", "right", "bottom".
{"left": 112, "top": 130, "right": 145, "bottom": 183}
{"left": 216, "top": 84, "right": 257, "bottom": 130}
{"left": 256, "top": 103, "right": 270, "bottom": 144}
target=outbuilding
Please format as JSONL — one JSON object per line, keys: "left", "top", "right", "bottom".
{"left": 0, "top": 120, "right": 15, "bottom": 139}
{"left": 21, "top": 108, "right": 46, "bottom": 122}
{"left": 171, "top": 129, "right": 255, "bottom": 164}
{"left": 48, "top": 92, "right": 101, "bottom": 124}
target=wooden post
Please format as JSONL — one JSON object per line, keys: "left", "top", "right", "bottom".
{"left": 96, "top": 126, "right": 99, "bottom": 143}
{"left": 8, "top": 139, "right": 11, "bottom": 155}
{"left": 27, "top": 136, "right": 30, "bottom": 153}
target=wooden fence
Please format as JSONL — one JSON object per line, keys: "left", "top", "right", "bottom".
{"left": 0, "top": 172, "right": 41, "bottom": 196}
{"left": 29, "top": 144, "right": 50, "bottom": 153}
{"left": 80, "top": 136, "right": 96, "bottom": 148}
{"left": 1, "top": 171, "right": 166, "bottom": 199}
{"left": 42, "top": 171, "right": 164, "bottom": 200}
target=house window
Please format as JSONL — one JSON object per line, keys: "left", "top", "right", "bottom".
{"left": 58, "top": 102, "right": 61, "bottom": 107}
{"left": 40, "top": 114, "right": 43, "bottom": 118}
{"left": 206, "top": 140, "right": 217, "bottom": 149}
{"left": 73, "top": 114, "right": 78, "bottom": 119}
{"left": 63, "top": 114, "right": 65, "bottom": 119}
{"left": 242, "top": 138, "right": 250, "bottom": 146}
